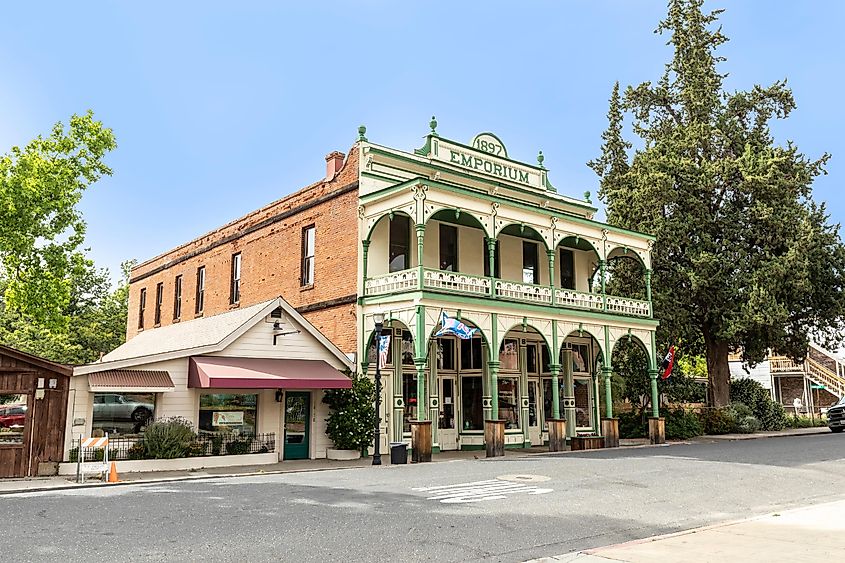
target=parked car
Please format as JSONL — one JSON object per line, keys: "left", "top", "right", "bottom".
{"left": 827, "top": 396, "right": 845, "bottom": 433}
{"left": 0, "top": 405, "right": 27, "bottom": 428}
{"left": 93, "top": 394, "right": 154, "bottom": 423}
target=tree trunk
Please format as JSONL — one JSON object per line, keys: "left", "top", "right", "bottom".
{"left": 704, "top": 334, "right": 731, "bottom": 407}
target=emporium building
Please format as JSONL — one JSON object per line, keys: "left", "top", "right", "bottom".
{"left": 69, "top": 121, "right": 660, "bottom": 461}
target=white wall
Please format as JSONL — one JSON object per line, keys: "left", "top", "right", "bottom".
{"left": 730, "top": 360, "right": 772, "bottom": 390}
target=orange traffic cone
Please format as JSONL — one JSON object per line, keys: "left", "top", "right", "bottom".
{"left": 108, "top": 461, "right": 119, "bottom": 483}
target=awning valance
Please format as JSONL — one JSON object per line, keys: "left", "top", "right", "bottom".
{"left": 188, "top": 357, "right": 352, "bottom": 389}
{"left": 88, "top": 370, "right": 175, "bottom": 392}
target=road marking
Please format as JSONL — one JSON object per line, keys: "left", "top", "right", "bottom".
{"left": 413, "top": 478, "right": 553, "bottom": 504}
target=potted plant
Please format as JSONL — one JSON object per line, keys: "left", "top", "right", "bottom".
{"left": 322, "top": 374, "right": 376, "bottom": 460}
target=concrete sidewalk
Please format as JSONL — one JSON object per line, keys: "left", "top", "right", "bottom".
{"left": 535, "top": 499, "right": 845, "bottom": 562}
{"left": 691, "top": 426, "right": 830, "bottom": 442}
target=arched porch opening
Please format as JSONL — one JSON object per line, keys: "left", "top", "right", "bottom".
{"left": 559, "top": 331, "right": 604, "bottom": 434}
{"left": 497, "top": 223, "right": 550, "bottom": 286}
{"left": 610, "top": 334, "right": 654, "bottom": 426}
{"left": 363, "top": 211, "right": 416, "bottom": 280}
{"left": 605, "top": 246, "right": 647, "bottom": 301}
{"left": 556, "top": 235, "right": 601, "bottom": 294}
{"left": 424, "top": 209, "right": 489, "bottom": 276}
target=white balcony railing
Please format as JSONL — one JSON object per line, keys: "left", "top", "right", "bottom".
{"left": 364, "top": 267, "right": 652, "bottom": 318}
{"left": 605, "top": 296, "right": 651, "bottom": 317}
{"left": 495, "top": 280, "right": 553, "bottom": 305}
{"left": 364, "top": 269, "right": 419, "bottom": 296}
{"left": 423, "top": 268, "right": 491, "bottom": 295}
{"left": 555, "top": 289, "right": 603, "bottom": 311}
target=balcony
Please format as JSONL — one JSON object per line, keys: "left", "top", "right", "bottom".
{"left": 364, "top": 268, "right": 651, "bottom": 318}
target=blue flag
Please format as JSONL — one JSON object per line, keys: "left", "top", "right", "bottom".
{"left": 434, "top": 311, "right": 478, "bottom": 340}
{"left": 378, "top": 335, "right": 390, "bottom": 369}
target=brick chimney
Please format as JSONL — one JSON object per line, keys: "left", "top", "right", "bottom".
{"left": 325, "top": 151, "right": 345, "bottom": 180}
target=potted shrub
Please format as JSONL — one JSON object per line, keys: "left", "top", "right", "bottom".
{"left": 322, "top": 374, "right": 375, "bottom": 460}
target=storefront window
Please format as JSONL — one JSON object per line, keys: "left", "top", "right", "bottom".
{"left": 460, "top": 337, "right": 483, "bottom": 371}
{"left": 199, "top": 393, "right": 257, "bottom": 435}
{"left": 437, "top": 339, "right": 455, "bottom": 371}
{"left": 461, "top": 376, "right": 483, "bottom": 430}
{"left": 402, "top": 372, "right": 417, "bottom": 433}
{"left": 499, "top": 339, "right": 519, "bottom": 371}
{"left": 498, "top": 377, "right": 520, "bottom": 429}
{"left": 561, "top": 343, "right": 591, "bottom": 374}
{"left": 527, "top": 344, "right": 538, "bottom": 374}
{"left": 0, "top": 394, "right": 27, "bottom": 444}
{"left": 401, "top": 330, "right": 415, "bottom": 365}
{"left": 574, "top": 379, "right": 592, "bottom": 428}
{"left": 92, "top": 393, "right": 155, "bottom": 436}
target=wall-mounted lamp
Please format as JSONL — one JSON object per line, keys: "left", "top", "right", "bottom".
{"left": 272, "top": 320, "right": 301, "bottom": 345}
{"left": 275, "top": 389, "right": 284, "bottom": 402}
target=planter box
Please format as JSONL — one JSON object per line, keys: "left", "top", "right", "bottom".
{"left": 326, "top": 448, "right": 361, "bottom": 461}
{"left": 570, "top": 436, "right": 604, "bottom": 451}
{"left": 58, "top": 452, "right": 278, "bottom": 475}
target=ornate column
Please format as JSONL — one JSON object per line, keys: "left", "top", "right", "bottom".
{"left": 599, "top": 259, "right": 607, "bottom": 311}
{"left": 416, "top": 224, "right": 426, "bottom": 290}
{"left": 428, "top": 339, "right": 439, "bottom": 448}
{"left": 561, "top": 349, "right": 576, "bottom": 438}
{"left": 547, "top": 249, "right": 556, "bottom": 305}
{"left": 520, "top": 343, "right": 530, "bottom": 446}
{"left": 649, "top": 368, "right": 660, "bottom": 419}
{"left": 602, "top": 365, "right": 614, "bottom": 418}
{"left": 489, "top": 361, "right": 501, "bottom": 420}
{"left": 550, "top": 363, "right": 561, "bottom": 420}
{"left": 391, "top": 327, "right": 404, "bottom": 442}
{"left": 361, "top": 239, "right": 370, "bottom": 290}
{"left": 645, "top": 268, "right": 653, "bottom": 317}
{"left": 482, "top": 344, "right": 493, "bottom": 421}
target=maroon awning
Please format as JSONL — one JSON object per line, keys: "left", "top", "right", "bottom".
{"left": 188, "top": 357, "right": 352, "bottom": 389}
{"left": 88, "top": 370, "right": 175, "bottom": 392}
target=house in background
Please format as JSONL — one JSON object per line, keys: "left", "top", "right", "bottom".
{"left": 729, "top": 343, "right": 844, "bottom": 414}
{"left": 64, "top": 297, "right": 353, "bottom": 470}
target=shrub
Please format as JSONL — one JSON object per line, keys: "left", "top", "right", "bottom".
{"left": 789, "top": 415, "right": 827, "bottom": 428}
{"left": 700, "top": 407, "right": 738, "bottom": 434}
{"left": 323, "top": 374, "right": 376, "bottom": 451}
{"left": 730, "top": 378, "right": 788, "bottom": 431}
{"left": 665, "top": 408, "right": 704, "bottom": 440}
{"left": 142, "top": 417, "right": 197, "bottom": 459}
{"left": 226, "top": 439, "right": 250, "bottom": 455}
{"left": 617, "top": 410, "right": 647, "bottom": 439}
{"left": 127, "top": 442, "right": 146, "bottom": 460}
{"left": 211, "top": 435, "right": 224, "bottom": 456}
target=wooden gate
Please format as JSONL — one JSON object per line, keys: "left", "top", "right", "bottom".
{"left": 0, "top": 346, "right": 71, "bottom": 478}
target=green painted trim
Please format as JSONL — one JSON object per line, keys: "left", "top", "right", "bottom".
{"left": 470, "top": 132, "right": 510, "bottom": 158}
{"left": 363, "top": 147, "right": 601, "bottom": 216}
{"left": 431, "top": 445, "right": 441, "bottom": 454}
{"left": 433, "top": 135, "right": 545, "bottom": 174}
{"left": 360, "top": 290, "right": 660, "bottom": 327}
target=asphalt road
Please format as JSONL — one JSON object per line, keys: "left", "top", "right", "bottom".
{"left": 4, "top": 434, "right": 845, "bottom": 562}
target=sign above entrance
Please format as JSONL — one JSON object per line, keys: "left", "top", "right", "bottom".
{"left": 426, "top": 134, "right": 548, "bottom": 192}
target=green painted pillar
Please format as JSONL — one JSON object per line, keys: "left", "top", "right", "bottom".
{"left": 549, "top": 363, "right": 561, "bottom": 419}
{"left": 482, "top": 344, "right": 492, "bottom": 421}
{"left": 645, "top": 269, "right": 653, "bottom": 317}
{"left": 487, "top": 237, "right": 497, "bottom": 297}
{"left": 361, "top": 240, "right": 370, "bottom": 289}
{"left": 391, "top": 327, "right": 404, "bottom": 442}
{"left": 600, "top": 259, "right": 607, "bottom": 311}
{"left": 415, "top": 360, "right": 427, "bottom": 421}
{"left": 649, "top": 369, "right": 660, "bottom": 418}
{"left": 428, "top": 339, "right": 439, "bottom": 446}
{"left": 489, "top": 361, "right": 500, "bottom": 420}
{"left": 416, "top": 224, "right": 426, "bottom": 289}
{"left": 602, "top": 366, "right": 614, "bottom": 418}
{"left": 547, "top": 249, "right": 556, "bottom": 305}
{"left": 520, "top": 345, "right": 530, "bottom": 445}
{"left": 561, "top": 349, "right": 576, "bottom": 438}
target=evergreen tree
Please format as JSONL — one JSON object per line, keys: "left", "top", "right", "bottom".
{"left": 590, "top": 0, "right": 845, "bottom": 406}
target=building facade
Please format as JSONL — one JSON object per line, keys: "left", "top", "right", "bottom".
{"left": 124, "top": 121, "right": 661, "bottom": 454}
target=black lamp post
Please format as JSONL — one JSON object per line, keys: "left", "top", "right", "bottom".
{"left": 372, "top": 312, "right": 384, "bottom": 466}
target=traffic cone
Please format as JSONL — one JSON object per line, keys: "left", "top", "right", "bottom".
{"left": 108, "top": 461, "right": 119, "bottom": 483}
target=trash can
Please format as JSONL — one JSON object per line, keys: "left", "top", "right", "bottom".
{"left": 389, "top": 442, "right": 408, "bottom": 465}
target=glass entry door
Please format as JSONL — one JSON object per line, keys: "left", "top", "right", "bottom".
{"left": 528, "top": 380, "right": 542, "bottom": 446}
{"left": 283, "top": 392, "right": 310, "bottom": 460}
{"left": 438, "top": 377, "right": 458, "bottom": 450}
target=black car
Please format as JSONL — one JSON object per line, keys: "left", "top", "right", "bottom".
{"left": 828, "top": 396, "right": 845, "bottom": 433}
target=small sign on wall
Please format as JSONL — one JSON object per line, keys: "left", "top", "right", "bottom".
{"left": 212, "top": 411, "right": 244, "bottom": 426}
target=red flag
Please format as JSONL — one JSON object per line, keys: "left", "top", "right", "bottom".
{"left": 660, "top": 345, "right": 676, "bottom": 380}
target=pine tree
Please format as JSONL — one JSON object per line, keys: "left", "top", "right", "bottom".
{"left": 590, "top": 0, "right": 845, "bottom": 406}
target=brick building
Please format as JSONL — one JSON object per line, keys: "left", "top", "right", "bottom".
{"left": 127, "top": 149, "right": 360, "bottom": 353}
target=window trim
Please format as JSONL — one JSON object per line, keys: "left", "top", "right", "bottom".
{"left": 439, "top": 223, "right": 459, "bottom": 272}
{"left": 173, "top": 275, "right": 182, "bottom": 320}
{"left": 388, "top": 215, "right": 411, "bottom": 273}
{"left": 154, "top": 282, "right": 163, "bottom": 326}
{"left": 301, "top": 225, "right": 315, "bottom": 287}
{"left": 138, "top": 288, "right": 146, "bottom": 329}
{"left": 195, "top": 266, "right": 206, "bottom": 315}
{"left": 230, "top": 252, "right": 242, "bottom": 304}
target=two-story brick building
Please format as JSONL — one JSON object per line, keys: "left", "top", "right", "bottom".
{"left": 69, "top": 120, "right": 662, "bottom": 463}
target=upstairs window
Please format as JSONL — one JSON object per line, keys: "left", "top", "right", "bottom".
{"left": 138, "top": 289, "right": 146, "bottom": 329}
{"left": 196, "top": 267, "right": 206, "bottom": 315}
{"left": 522, "top": 241, "right": 539, "bottom": 284}
{"left": 230, "top": 252, "right": 242, "bottom": 304}
{"left": 389, "top": 215, "right": 411, "bottom": 273}
{"left": 483, "top": 238, "right": 500, "bottom": 277}
{"left": 439, "top": 224, "right": 458, "bottom": 272}
{"left": 560, "top": 249, "right": 575, "bottom": 290}
{"left": 154, "top": 282, "right": 163, "bottom": 325}
{"left": 301, "top": 225, "right": 315, "bottom": 286}
{"left": 173, "top": 275, "right": 182, "bottom": 320}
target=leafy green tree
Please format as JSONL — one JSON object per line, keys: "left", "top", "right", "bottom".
{"left": 0, "top": 259, "right": 133, "bottom": 364}
{"left": 0, "top": 111, "right": 116, "bottom": 324}
{"left": 590, "top": 0, "right": 845, "bottom": 406}
{"left": 322, "top": 374, "right": 376, "bottom": 452}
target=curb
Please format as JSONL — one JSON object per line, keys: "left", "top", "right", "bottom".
{"left": 690, "top": 427, "right": 831, "bottom": 442}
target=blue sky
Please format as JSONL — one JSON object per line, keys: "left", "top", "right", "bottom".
{"left": 1, "top": 1, "right": 843, "bottom": 279}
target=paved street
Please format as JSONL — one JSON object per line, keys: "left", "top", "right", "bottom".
{"left": 4, "top": 434, "right": 845, "bottom": 562}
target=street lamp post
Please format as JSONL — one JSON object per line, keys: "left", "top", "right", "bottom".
{"left": 372, "top": 312, "right": 384, "bottom": 466}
